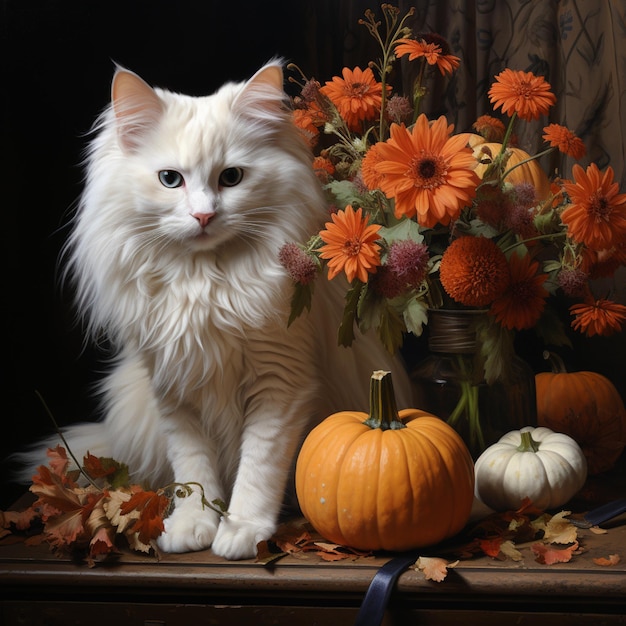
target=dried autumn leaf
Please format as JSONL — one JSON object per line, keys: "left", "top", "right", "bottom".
{"left": 43, "top": 490, "right": 104, "bottom": 549}
{"left": 542, "top": 511, "right": 577, "bottom": 545}
{"left": 31, "top": 465, "right": 84, "bottom": 520}
{"left": 88, "top": 525, "right": 120, "bottom": 565}
{"left": 0, "top": 506, "right": 40, "bottom": 531}
{"left": 120, "top": 487, "right": 169, "bottom": 544}
{"left": 531, "top": 540, "right": 579, "bottom": 565}
{"left": 255, "top": 540, "right": 288, "bottom": 565}
{"left": 271, "top": 522, "right": 312, "bottom": 553}
{"left": 499, "top": 540, "right": 523, "bottom": 561}
{"left": 318, "top": 550, "right": 351, "bottom": 562}
{"left": 46, "top": 446, "right": 71, "bottom": 478}
{"left": 103, "top": 489, "right": 135, "bottom": 534}
{"left": 82, "top": 452, "right": 117, "bottom": 480}
{"left": 593, "top": 554, "right": 620, "bottom": 566}
{"left": 414, "top": 556, "right": 459, "bottom": 582}
{"left": 478, "top": 537, "right": 503, "bottom": 558}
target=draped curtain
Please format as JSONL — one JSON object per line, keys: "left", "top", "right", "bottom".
{"left": 305, "top": 0, "right": 625, "bottom": 187}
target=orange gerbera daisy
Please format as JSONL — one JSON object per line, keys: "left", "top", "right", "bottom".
{"left": 472, "top": 115, "right": 506, "bottom": 142}
{"left": 395, "top": 38, "right": 460, "bottom": 75}
{"left": 374, "top": 114, "right": 480, "bottom": 227}
{"left": 318, "top": 205, "right": 382, "bottom": 283}
{"left": 489, "top": 252, "right": 549, "bottom": 330}
{"left": 570, "top": 299, "right": 626, "bottom": 337}
{"left": 360, "top": 142, "right": 386, "bottom": 190}
{"left": 320, "top": 66, "right": 388, "bottom": 132}
{"left": 561, "top": 163, "right": 626, "bottom": 250}
{"left": 488, "top": 69, "right": 556, "bottom": 121}
{"left": 439, "top": 236, "right": 510, "bottom": 307}
{"left": 542, "top": 124, "right": 586, "bottom": 159}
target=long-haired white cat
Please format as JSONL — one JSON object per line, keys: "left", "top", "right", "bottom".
{"left": 19, "top": 62, "right": 413, "bottom": 560}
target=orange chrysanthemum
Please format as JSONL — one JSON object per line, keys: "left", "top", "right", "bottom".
{"left": 488, "top": 69, "right": 556, "bottom": 121}
{"left": 318, "top": 205, "right": 382, "bottom": 283}
{"left": 360, "top": 142, "right": 386, "bottom": 190}
{"left": 472, "top": 115, "right": 506, "bottom": 143}
{"left": 542, "top": 123, "right": 586, "bottom": 159}
{"left": 561, "top": 163, "right": 626, "bottom": 250}
{"left": 395, "top": 38, "right": 460, "bottom": 75}
{"left": 320, "top": 66, "right": 388, "bottom": 132}
{"left": 439, "top": 236, "right": 510, "bottom": 307}
{"left": 313, "top": 156, "right": 335, "bottom": 176}
{"left": 374, "top": 114, "right": 480, "bottom": 227}
{"left": 293, "top": 106, "right": 324, "bottom": 145}
{"left": 489, "top": 252, "right": 549, "bottom": 330}
{"left": 570, "top": 299, "right": 626, "bottom": 337}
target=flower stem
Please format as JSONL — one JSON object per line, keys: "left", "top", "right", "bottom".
{"left": 444, "top": 357, "right": 484, "bottom": 454}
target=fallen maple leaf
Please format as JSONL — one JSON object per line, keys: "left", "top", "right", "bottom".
{"left": 82, "top": 452, "right": 117, "bottom": 480}
{"left": 414, "top": 556, "right": 459, "bottom": 582}
{"left": 46, "top": 446, "right": 71, "bottom": 478}
{"left": 540, "top": 511, "right": 578, "bottom": 545}
{"left": 531, "top": 540, "right": 579, "bottom": 565}
{"left": 593, "top": 554, "right": 620, "bottom": 566}
{"left": 119, "top": 487, "right": 169, "bottom": 544}
{"left": 42, "top": 489, "right": 104, "bottom": 549}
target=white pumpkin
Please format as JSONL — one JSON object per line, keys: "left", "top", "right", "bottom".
{"left": 474, "top": 426, "right": 587, "bottom": 511}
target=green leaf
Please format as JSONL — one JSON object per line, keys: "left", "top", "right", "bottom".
{"left": 401, "top": 296, "right": 429, "bottom": 337}
{"left": 377, "top": 304, "right": 405, "bottom": 353}
{"left": 476, "top": 317, "right": 516, "bottom": 385}
{"left": 287, "top": 282, "right": 313, "bottom": 326}
{"left": 105, "top": 460, "right": 130, "bottom": 490}
{"left": 337, "top": 282, "right": 364, "bottom": 346}
{"left": 324, "top": 180, "right": 364, "bottom": 208}
{"left": 356, "top": 285, "right": 382, "bottom": 333}
{"left": 379, "top": 219, "right": 424, "bottom": 245}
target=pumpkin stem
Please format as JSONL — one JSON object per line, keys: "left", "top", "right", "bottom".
{"left": 517, "top": 428, "right": 541, "bottom": 453}
{"left": 363, "top": 370, "right": 406, "bottom": 431}
{"left": 542, "top": 350, "right": 568, "bottom": 374}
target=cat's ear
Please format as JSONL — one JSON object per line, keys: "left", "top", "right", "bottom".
{"left": 232, "top": 61, "right": 286, "bottom": 118}
{"left": 111, "top": 68, "right": 163, "bottom": 152}
{"left": 247, "top": 63, "right": 284, "bottom": 92}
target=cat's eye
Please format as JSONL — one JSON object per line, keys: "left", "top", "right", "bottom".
{"left": 158, "top": 170, "right": 184, "bottom": 188}
{"left": 219, "top": 167, "right": 244, "bottom": 188}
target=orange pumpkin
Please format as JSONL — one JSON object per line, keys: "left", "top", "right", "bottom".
{"left": 473, "top": 142, "right": 551, "bottom": 201}
{"left": 535, "top": 353, "right": 626, "bottom": 475}
{"left": 295, "top": 370, "right": 475, "bottom": 552}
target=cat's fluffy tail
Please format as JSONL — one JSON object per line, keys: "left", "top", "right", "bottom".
{"left": 10, "top": 421, "right": 113, "bottom": 485}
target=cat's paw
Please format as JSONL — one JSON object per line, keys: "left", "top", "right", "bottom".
{"left": 211, "top": 515, "right": 276, "bottom": 560}
{"left": 157, "top": 506, "right": 220, "bottom": 553}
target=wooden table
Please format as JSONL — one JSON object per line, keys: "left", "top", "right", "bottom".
{"left": 1, "top": 504, "right": 625, "bottom": 626}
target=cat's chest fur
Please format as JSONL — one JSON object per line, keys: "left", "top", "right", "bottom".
{"left": 111, "top": 246, "right": 294, "bottom": 407}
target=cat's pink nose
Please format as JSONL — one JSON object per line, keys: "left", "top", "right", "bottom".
{"left": 192, "top": 212, "right": 215, "bottom": 228}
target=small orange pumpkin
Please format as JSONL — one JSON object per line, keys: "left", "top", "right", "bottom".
{"left": 473, "top": 142, "right": 551, "bottom": 200}
{"left": 295, "top": 370, "right": 475, "bottom": 552}
{"left": 535, "top": 352, "right": 626, "bottom": 475}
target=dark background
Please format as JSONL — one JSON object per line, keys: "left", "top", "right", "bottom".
{"left": 2, "top": 1, "right": 624, "bottom": 509}
{"left": 1, "top": 0, "right": 380, "bottom": 509}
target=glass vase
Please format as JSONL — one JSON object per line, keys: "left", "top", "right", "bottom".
{"left": 410, "top": 309, "right": 537, "bottom": 459}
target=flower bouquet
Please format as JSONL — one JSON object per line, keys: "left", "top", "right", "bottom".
{"left": 279, "top": 4, "right": 626, "bottom": 452}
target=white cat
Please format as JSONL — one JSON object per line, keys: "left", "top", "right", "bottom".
{"left": 19, "top": 62, "right": 413, "bottom": 560}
